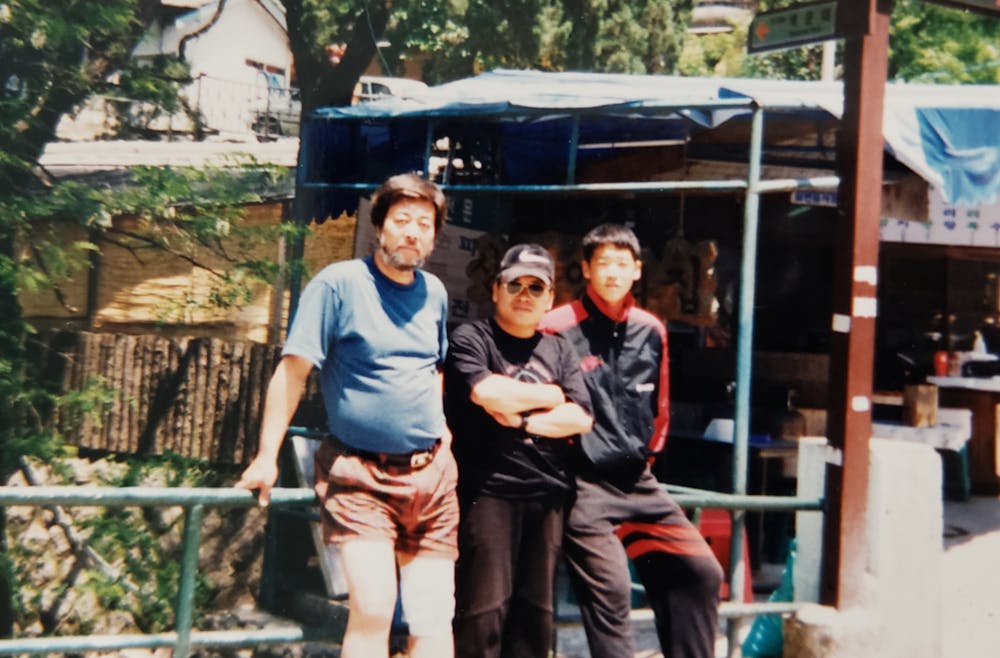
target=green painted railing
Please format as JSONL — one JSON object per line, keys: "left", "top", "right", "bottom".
{"left": 664, "top": 485, "right": 822, "bottom": 623}
{"left": 0, "top": 484, "right": 821, "bottom": 656}
{"left": 0, "top": 486, "right": 323, "bottom": 657}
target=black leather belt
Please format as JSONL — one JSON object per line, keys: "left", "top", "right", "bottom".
{"left": 331, "top": 437, "right": 441, "bottom": 470}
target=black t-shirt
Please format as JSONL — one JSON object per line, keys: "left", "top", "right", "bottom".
{"left": 444, "top": 318, "right": 593, "bottom": 502}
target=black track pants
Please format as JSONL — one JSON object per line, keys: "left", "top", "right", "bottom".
{"left": 564, "top": 467, "right": 724, "bottom": 658}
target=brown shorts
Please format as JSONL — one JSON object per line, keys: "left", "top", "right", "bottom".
{"left": 314, "top": 439, "right": 459, "bottom": 559}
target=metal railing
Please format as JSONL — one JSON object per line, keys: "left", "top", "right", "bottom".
{"left": 56, "top": 74, "right": 302, "bottom": 141}
{"left": 666, "top": 485, "right": 822, "bottom": 624}
{"left": 0, "top": 483, "right": 821, "bottom": 657}
{"left": 0, "top": 486, "right": 324, "bottom": 657}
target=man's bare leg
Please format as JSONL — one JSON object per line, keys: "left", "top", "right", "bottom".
{"left": 339, "top": 539, "right": 399, "bottom": 658}
{"left": 398, "top": 552, "right": 456, "bottom": 658}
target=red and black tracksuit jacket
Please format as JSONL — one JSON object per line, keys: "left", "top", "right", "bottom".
{"left": 540, "top": 288, "right": 720, "bottom": 564}
{"left": 539, "top": 286, "right": 670, "bottom": 479}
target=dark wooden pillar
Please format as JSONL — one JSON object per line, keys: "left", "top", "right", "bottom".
{"left": 821, "top": 0, "right": 893, "bottom": 607}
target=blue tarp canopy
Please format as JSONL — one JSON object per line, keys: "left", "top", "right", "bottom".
{"left": 301, "top": 70, "right": 1000, "bottom": 220}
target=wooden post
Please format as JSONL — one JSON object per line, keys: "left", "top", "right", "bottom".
{"left": 267, "top": 198, "right": 293, "bottom": 345}
{"left": 821, "top": 0, "right": 893, "bottom": 608}
{"left": 903, "top": 383, "right": 938, "bottom": 427}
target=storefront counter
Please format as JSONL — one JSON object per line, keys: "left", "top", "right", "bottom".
{"left": 872, "top": 407, "right": 972, "bottom": 500}
{"left": 928, "top": 376, "right": 1000, "bottom": 494}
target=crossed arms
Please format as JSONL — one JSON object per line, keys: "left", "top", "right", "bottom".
{"left": 470, "top": 374, "right": 593, "bottom": 438}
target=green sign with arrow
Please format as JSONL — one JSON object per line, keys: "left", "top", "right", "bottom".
{"left": 748, "top": 1, "right": 839, "bottom": 54}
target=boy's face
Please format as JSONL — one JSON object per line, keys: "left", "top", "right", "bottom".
{"left": 582, "top": 244, "right": 642, "bottom": 306}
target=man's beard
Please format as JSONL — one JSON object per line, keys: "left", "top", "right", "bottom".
{"left": 378, "top": 235, "right": 426, "bottom": 270}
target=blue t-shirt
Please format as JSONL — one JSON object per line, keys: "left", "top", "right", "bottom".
{"left": 282, "top": 256, "right": 449, "bottom": 454}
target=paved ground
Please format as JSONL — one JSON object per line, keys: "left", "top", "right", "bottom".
{"left": 941, "top": 494, "right": 1000, "bottom": 658}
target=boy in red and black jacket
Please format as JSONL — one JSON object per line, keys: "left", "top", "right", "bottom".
{"left": 539, "top": 223, "right": 724, "bottom": 658}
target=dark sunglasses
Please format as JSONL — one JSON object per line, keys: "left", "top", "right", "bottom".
{"left": 504, "top": 281, "right": 548, "bottom": 298}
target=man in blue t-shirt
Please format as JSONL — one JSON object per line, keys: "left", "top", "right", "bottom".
{"left": 237, "top": 173, "right": 458, "bottom": 658}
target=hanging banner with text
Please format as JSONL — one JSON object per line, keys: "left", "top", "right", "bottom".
{"left": 880, "top": 187, "right": 1000, "bottom": 247}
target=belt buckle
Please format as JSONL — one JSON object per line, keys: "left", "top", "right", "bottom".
{"left": 410, "top": 450, "right": 433, "bottom": 469}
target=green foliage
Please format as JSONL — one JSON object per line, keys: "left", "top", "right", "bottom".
{"left": 3, "top": 181, "right": 105, "bottom": 298}
{"left": 742, "top": 43, "right": 831, "bottom": 81}
{"left": 0, "top": 429, "right": 73, "bottom": 477}
{"left": 57, "top": 375, "right": 119, "bottom": 430}
{"left": 0, "top": 2, "right": 159, "bottom": 512}
{"left": 13, "top": 158, "right": 288, "bottom": 316}
{"left": 0, "top": 0, "right": 158, "bottom": 169}
{"left": 0, "top": 551, "right": 14, "bottom": 618}
{"left": 678, "top": 0, "right": 999, "bottom": 83}
{"left": 4, "top": 28, "right": 193, "bottom": 140}
{"left": 0, "top": 158, "right": 287, "bottom": 489}
{"left": 678, "top": 19, "right": 750, "bottom": 76}
{"left": 78, "top": 509, "right": 208, "bottom": 632}
{"left": 291, "top": 0, "right": 368, "bottom": 62}
{"left": 288, "top": 0, "right": 696, "bottom": 88}
{"left": 4, "top": 452, "right": 220, "bottom": 635}
{"left": 678, "top": 19, "right": 831, "bottom": 80}
{"left": 75, "top": 453, "right": 217, "bottom": 631}
{"left": 890, "top": 0, "right": 1000, "bottom": 83}
{"left": 0, "top": 4, "right": 291, "bottom": 635}
{"left": 101, "top": 450, "right": 217, "bottom": 488}
{"left": 438, "top": 0, "right": 696, "bottom": 76}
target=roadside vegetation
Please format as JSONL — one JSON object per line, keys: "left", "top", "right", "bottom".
{"left": 7, "top": 451, "right": 227, "bottom": 638}
{"left": 0, "top": 0, "right": 288, "bottom": 636}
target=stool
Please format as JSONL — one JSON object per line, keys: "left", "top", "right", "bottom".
{"left": 697, "top": 509, "right": 753, "bottom": 602}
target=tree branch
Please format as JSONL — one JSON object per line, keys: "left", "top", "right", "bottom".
{"left": 99, "top": 235, "right": 147, "bottom": 266}
{"left": 28, "top": 243, "right": 79, "bottom": 314}
{"left": 105, "top": 227, "right": 227, "bottom": 278}
{"left": 18, "top": 457, "right": 140, "bottom": 635}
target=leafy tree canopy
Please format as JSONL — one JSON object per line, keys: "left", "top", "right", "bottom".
{"left": 0, "top": 0, "right": 292, "bottom": 635}
{"left": 285, "top": 0, "right": 696, "bottom": 110}
{"left": 0, "top": 0, "right": 163, "bottom": 176}
{"left": 889, "top": 0, "right": 1000, "bottom": 83}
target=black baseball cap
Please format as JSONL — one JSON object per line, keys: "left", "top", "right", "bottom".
{"left": 497, "top": 243, "right": 555, "bottom": 285}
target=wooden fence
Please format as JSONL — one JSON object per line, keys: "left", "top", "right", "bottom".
{"left": 38, "top": 331, "right": 324, "bottom": 465}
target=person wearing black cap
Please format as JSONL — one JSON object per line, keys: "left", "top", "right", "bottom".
{"left": 445, "top": 243, "right": 594, "bottom": 658}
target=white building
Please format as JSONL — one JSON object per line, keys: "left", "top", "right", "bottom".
{"left": 59, "top": 0, "right": 297, "bottom": 140}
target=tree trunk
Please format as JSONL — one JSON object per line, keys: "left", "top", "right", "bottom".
{"left": 0, "top": 225, "right": 22, "bottom": 637}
